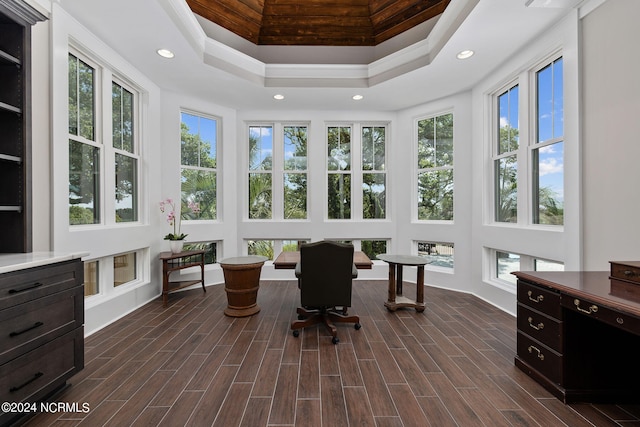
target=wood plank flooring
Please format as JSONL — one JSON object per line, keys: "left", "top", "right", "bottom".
{"left": 24, "top": 280, "right": 640, "bottom": 426}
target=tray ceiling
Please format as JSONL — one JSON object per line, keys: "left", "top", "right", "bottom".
{"left": 185, "top": 0, "right": 451, "bottom": 46}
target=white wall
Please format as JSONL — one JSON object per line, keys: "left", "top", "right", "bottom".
{"left": 581, "top": 0, "right": 640, "bottom": 269}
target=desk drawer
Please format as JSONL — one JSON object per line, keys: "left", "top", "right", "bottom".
{"left": 517, "top": 303, "right": 562, "bottom": 352}
{"left": 517, "top": 280, "right": 561, "bottom": 318}
{"left": 610, "top": 261, "right": 640, "bottom": 285}
{"left": 0, "top": 259, "right": 83, "bottom": 310}
{"left": 562, "top": 296, "right": 640, "bottom": 336}
{"left": 0, "top": 286, "right": 83, "bottom": 365}
{"left": 0, "top": 327, "right": 83, "bottom": 405}
{"left": 517, "top": 332, "right": 562, "bottom": 385}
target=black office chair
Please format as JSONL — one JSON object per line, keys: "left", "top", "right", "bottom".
{"left": 290, "top": 241, "right": 361, "bottom": 344}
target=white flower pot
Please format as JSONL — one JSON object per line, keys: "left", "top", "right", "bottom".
{"left": 169, "top": 240, "right": 185, "bottom": 253}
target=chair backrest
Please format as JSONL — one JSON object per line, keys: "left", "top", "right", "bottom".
{"left": 298, "top": 241, "right": 354, "bottom": 308}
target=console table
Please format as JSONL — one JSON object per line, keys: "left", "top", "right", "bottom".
{"left": 377, "top": 254, "right": 429, "bottom": 312}
{"left": 514, "top": 270, "right": 640, "bottom": 403}
{"left": 159, "top": 250, "right": 205, "bottom": 307}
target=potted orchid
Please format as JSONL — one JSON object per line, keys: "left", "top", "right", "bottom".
{"left": 159, "top": 198, "right": 200, "bottom": 253}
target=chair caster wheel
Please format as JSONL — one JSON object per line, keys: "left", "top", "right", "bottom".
{"left": 354, "top": 323, "right": 361, "bottom": 330}
{"left": 332, "top": 336, "right": 339, "bottom": 344}
{"left": 293, "top": 330, "right": 300, "bottom": 337}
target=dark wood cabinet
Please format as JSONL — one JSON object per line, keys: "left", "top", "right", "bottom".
{"left": 0, "top": 257, "right": 84, "bottom": 426}
{"left": 514, "top": 271, "right": 640, "bottom": 403}
{"left": 0, "top": 1, "right": 46, "bottom": 253}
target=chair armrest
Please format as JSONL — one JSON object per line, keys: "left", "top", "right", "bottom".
{"left": 352, "top": 263, "right": 358, "bottom": 278}
{"left": 295, "top": 262, "right": 302, "bottom": 278}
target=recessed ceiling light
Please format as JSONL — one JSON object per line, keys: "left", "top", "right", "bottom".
{"left": 273, "top": 94, "right": 285, "bottom": 100}
{"left": 156, "top": 49, "right": 175, "bottom": 59}
{"left": 352, "top": 95, "right": 364, "bottom": 100}
{"left": 456, "top": 50, "right": 474, "bottom": 60}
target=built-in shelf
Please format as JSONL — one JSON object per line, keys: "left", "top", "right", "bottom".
{"left": 0, "top": 49, "right": 20, "bottom": 65}
{"left": 0, "top": 100, "right": 21, "bottom": 114}
{"left": 0, "top": 153, "right": 21, "bottom": 163}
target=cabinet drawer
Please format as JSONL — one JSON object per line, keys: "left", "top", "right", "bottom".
{"left": 0, "top": 286, "right": 83, "bottom": 365}
{"left": 517, "top": 303, "right": 562, "bottom": 352}
{"left": 0, "top": 327, "right": 83, "bottom": 405}
{"left": 610, "top": 261, "right": 640, "bottom": 285}
{"left": 562, "top": 295, "right": 640, "bottom": 336}
{"left": 0, "top": 259, "right": 83, "bottom": 310}
{"left": 517, "top": 280, "right": 561, "bottom": 318}
{"left": 517, "top": 332, "right": 562, "bottom": 385}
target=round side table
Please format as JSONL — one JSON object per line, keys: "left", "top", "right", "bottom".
{"left": 219, "top": 256, "right": 267, "bottom": 317}
{"left": 377, "top": 254, "right": 429, "bottom": 312}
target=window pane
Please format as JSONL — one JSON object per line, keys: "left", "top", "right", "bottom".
{"left": 328, "top": 173, "right": 351, "bottom": 219}
{"left": 497, "top": 251, "right": 519, "bottom": 284}
{"left": 327, "top": 126, "right": 351, "bottom": 171}
{"left": 114, "top": 252, "right": 136, "bottom": 287}
{"left": 181, "top": 169, "right": 216, "bottom": 220}
{"left": 249, "top": 126, "right": 273, "bottom": 171}
{"left": 418, "top": 114, "right": 453, "bottom": 168}
{"left": 284, "top": 173, "right": 307, "bottom": 219}
{"left": 249, "top": 173, "right": 272, "bottom": 219}
{"left": 112, "top": 82, "right": 134, "bottom": 152}
{"left": 183, "top": 241, "right": 218, "bottom": 264}
{"left": 418, "top": 241, "right": 454, "bottom": 269}
{"left": 537, "top": 58, "right": 563, "bottom": 143}
{"left": 68, "top": 54, "right": 95, "bottom": 141}
{"left": 533, "top": 141, "right": 564, "bottom": 225}
{"left": 362, "top": 126, "right": 385, "bottom": 171}
{"left": 284, "top": 126, "right": 307, "bottom": 171}
{"left": 283, "top": 240, "right": 307, "bottom": 251}
{"left": 363, "top": 173, "right": 385, "bottom": 219}
{"left": 181, "top": 112, "right": 217, "bottom": 168}
{"left": 84, "top": 260, "right": 99, "bottom": 297}
{"left": 535, "top": 259, "right": 564, "bottom": 271}
{"left": 248, "top": 240, "right": 274, "bottom": 260}
{"left": 495, "top": 156, "right": 517, "bottom": 223}
{"left": 498, "top": 85, "right": 519, "bottom": 154}
{"left": 69, "top": 140, "right": 100, "bottom": 225}
{"left": 115, "top": 153, "right": 137, "bottom": 222}
{"left": 417, "top": 170, "right": 453, "bottom": 220}
{"left": 362, "top": 240, "right": 386, "bottom": 260}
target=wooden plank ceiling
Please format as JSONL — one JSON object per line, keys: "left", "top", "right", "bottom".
{"left": 185, "top": 0, "right": 450, "bottom": 46}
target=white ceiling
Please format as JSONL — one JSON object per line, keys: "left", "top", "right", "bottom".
{"left": 58, "top": 0, "right": 579, "bottom": 111}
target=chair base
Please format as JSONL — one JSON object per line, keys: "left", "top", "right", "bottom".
{"left": 291, "top": 307, "right": 361, "bottom": 344}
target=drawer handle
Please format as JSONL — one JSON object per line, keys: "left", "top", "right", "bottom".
{"left": 528, "top": 345, "right": 545, "bottom": 361}
{"left": 527, "top": 291, "right": 544, "bottom": 303}
{"left": 9, "top": 321, "right": 44, "bottom": 337}
{"left": 10, "top": 372, "right": 43, "bottom": 392}
{"left": 617, "top": 317, "right": 624, "bottom": 325}
{"left": 623, "top": 270, "right": 637, "bottom": 277}
{"left": 8, "top": 282, "right": 44, "bottom": 294}
{"left": 574, "top": 299, "right": 598, "bottom": 314}
{"left": 527, "top": 317, "right": 544, "bottom": 331}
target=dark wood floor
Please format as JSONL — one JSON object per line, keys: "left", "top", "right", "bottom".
{"left": 24, "top": 280, "right": 640, "bottom": 426}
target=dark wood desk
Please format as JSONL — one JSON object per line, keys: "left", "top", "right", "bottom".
{"left": 273, "top": 251, "right": 372, "bottom": 270}
{"left": 513, "top": 271, "right": 640, "bottom": 403}
{"left": 159, "top": 250, "right": 205, "bottom": 307}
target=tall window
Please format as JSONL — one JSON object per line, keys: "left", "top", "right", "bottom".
{"left": 249, "top": 125, "right": 273, "bottom": 219}
{"left": 181, "top": 112, "right": 218, "bottom": 220}
{"left": 417, "top": 113, "right": 454, "bottom": 220}
{"left": 362, "top": 126, "right": 386, "bottom": 219}
{"left": 283, "top": 125, "right": 307, "bottom": 219}
{"left": 495, "top": 84, "right": 519, "bottom": 223}
{"left": 113, "top": 82, "right": 138, "bottom": 222}
{"left": 534, "top": 57, "right": 564, "bottom": 225}
{"left": 68, "top": 53, "right": 99, "bottom": 225}
{"left": 327, "top": 126, "right": 352, "bottom": 219}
